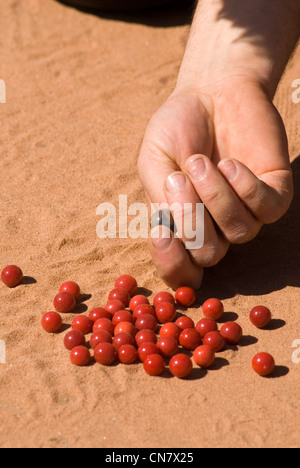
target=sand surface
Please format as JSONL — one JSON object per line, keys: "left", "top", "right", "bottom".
{"left": 0, "top": 0, "right": 299, "bottom": 448}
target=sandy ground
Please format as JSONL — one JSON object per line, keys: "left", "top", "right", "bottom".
{"left": 0, "top": 0, "right": 299, "bottom": 448}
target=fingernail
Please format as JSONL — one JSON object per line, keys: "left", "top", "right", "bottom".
{"left": 165, "top": 172, "right": 187, "bottom": 193}
{"left": 151, "top": 226, "right": 174, "bottom": 251}
{"left": 187, "top": 157, "right": 207, "bottom": 181}
{"left": 219, "top": 160, "right": 238, "bottom": 181}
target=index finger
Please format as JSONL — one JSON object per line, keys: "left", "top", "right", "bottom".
{"left": 149, "top": 225, "right": 204, "bottom": 290}
{"left": 138, "top": 143, "right": 204, "bottom": 290}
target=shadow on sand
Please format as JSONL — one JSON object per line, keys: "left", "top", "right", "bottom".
{"left": 200, "top": 156, "right": 300, "bottom": 301}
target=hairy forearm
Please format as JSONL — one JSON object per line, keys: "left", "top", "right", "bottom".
{"left": 177, "top": 0, "right": 300, "bottom": 97}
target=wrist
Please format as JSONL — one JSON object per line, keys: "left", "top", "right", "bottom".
{"left": 177, "top": 41, "right": 272, "bottom": 97}
{"left": 176, "top": 0, "right": 300, "bottom": 98}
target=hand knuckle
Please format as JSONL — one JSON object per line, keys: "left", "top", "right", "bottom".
{"left": 241, "top": 183, "right": 260, "bottom": 203}
{"left": 225, "top": 223, "right": 260, "bottom": 244}
{"left": 203, "top": 189, "right": 224, "bottom": 205}
{"left": 192, "top": 242, "right": 228, "bottom": 268}
{"left": 261, "top": 189, "right": 293, "bottom": 224}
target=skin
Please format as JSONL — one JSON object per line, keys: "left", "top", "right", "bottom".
{"left": 138, "top": 0, "right": 300, "bottom": 290}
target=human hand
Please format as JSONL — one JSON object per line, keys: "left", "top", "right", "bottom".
{"left": 137, "top": 0, "right": 299, "bottom": 290}
{"left": 138, "top": 77, "right": 293, "bottom": 289}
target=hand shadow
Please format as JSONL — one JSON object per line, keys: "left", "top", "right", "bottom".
{"left": 56, "top": 0, "right": 196, "bottom": 27}
{"left": 217, "top": 0, "right": 299, "bottom": 52}
{"left": 200, "top": 155, "right": 300, "bottom": 301}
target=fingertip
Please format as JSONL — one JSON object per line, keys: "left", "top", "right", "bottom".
{"left": 181, "top": 271, "right": 204, "bottom": 292}
{"left": 185, "top": 154, "right": 210, "bottom": 181}
{"left": 148, "top": 227, "right": 204, "bottom": 291}
{"left": 163, "top": 266, "right": 204, "bottom": 292}
{"left": 150, "top": 225, "right": 175, "bottom": 252}
{"left": 185, "top": 153, "right": 209, "bottom": 167}
{"left": 164, "top": 171, "right": 188, "bottom": 194}
{"left": 218, "top": 159, "right": 239, "bottom": 182}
